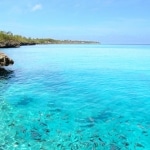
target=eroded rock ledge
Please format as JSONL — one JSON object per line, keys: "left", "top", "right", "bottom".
{"left": 0, "top": 41, "right": 20, "bottom": 48}
{"left": 0, "top": 41, "right": 36, "bottom": 48}
{"left": 0, "top": 52, "right": 14, "bottom": 66}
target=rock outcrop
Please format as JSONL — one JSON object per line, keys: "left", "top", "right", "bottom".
{"left": 0, "top": 41, "right": 20, "bottom": 48}
{"left": 0, "top": 41, "right": 36, "bottom": 48}
{"left": 0, "top": 52, "right": 14, "bottom": 66}
{"left": 20, "top": 42, "right": 36, "bottom": 46}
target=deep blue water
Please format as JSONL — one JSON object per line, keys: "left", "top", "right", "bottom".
{"left": 0, "top": 44, "right": 150, "bottom": 149}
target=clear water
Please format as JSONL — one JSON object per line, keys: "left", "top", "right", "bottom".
{"left": 0, "top": 44, "right": 150, "bottom": 150}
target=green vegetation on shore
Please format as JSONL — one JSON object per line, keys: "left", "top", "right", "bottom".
{"left": 0, "top": 31, "right": 99, "bottom": 48}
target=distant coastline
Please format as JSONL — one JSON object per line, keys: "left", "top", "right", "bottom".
{"left": 0, "top": 31, "right": 100, "bottom": 48}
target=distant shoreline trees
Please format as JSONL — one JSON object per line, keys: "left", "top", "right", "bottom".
{"left": 0, "top": 30, "right": 100, "bottom": 48}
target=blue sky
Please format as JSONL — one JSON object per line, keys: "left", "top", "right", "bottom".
{"left": 0, "top": 0, "right": 150, "bottom": 44}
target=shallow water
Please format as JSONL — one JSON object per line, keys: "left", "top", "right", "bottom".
{"left": 0, "top": 44, "right": 150, "bottom": 149}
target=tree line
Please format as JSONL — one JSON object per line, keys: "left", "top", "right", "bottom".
{"left": 0, "top": 30, "right": 99, "bottom": 46}
{"left": 0, "top": 31, "right": 59, "bottom": 45}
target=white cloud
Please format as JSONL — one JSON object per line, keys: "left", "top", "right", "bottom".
{"left": 32, "top": 4, "right": 42, "bottom": 11}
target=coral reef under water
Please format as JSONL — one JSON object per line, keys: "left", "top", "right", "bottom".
{"left": 0, "top": 99, "right": 149, "bottom": 150}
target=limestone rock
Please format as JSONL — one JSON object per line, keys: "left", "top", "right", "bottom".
{"left": 0, "top": 41, "right": 20, "bottom": 48}
{"left": 0, "top": 53, "right": 14, "bottom": 66}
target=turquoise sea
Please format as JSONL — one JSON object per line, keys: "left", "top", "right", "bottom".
{"left": 0, "top": 44, "right": 150, "bottom": 150}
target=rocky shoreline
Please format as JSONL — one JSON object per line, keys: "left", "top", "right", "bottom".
{"left": 0, "top": 41, "right": 36, "bottom": 48}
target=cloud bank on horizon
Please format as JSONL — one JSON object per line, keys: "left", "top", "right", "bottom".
{"left": 0, "top": 0, "right": 150, "bottom": 44}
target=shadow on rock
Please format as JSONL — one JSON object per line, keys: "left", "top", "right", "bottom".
{"left": 0, "top": 52, "right": 14, "bottom": 66}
